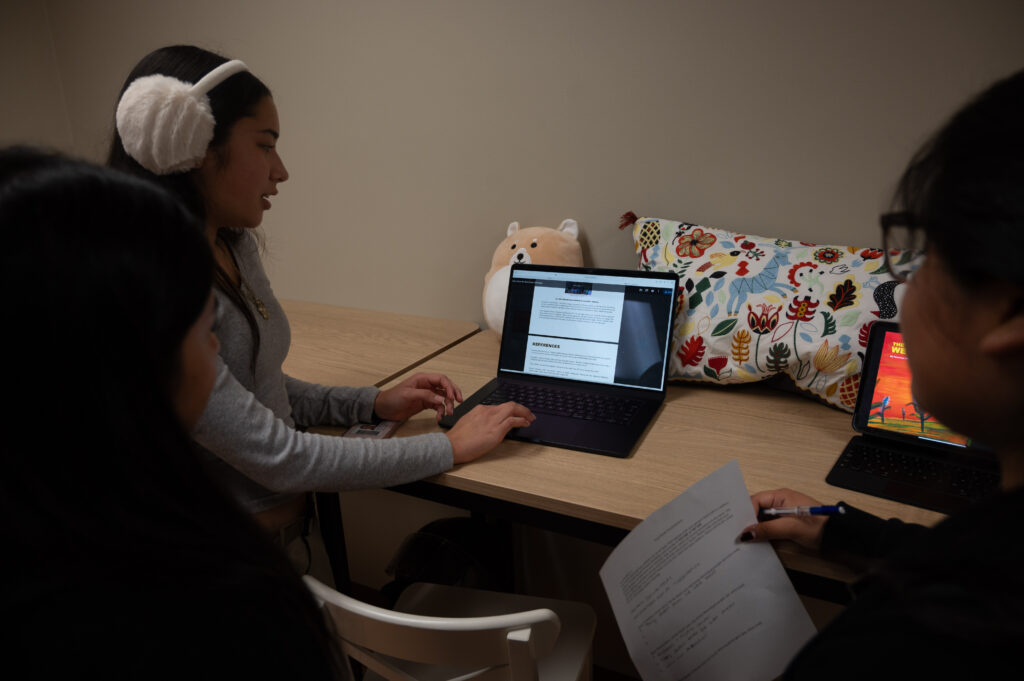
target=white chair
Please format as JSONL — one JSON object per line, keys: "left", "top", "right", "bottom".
{"left": 303, "top": 576, "right": 596, "bottom": 681}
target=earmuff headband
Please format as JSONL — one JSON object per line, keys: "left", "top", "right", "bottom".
{"left": 116, "top": 59, "right": 250, "bottom": 175}
{"left": 190, "top": 60, "right": 248, "bottom": 97}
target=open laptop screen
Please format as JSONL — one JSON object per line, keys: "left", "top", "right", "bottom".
{"left": 498, "top": 265, "right": 677, "bottom": 392}
{"left": 855, "top": 322, "right": 972, "bottom": 448}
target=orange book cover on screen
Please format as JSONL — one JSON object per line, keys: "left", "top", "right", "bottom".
{"left": 867, "top": 331, "right": 968, "bottom": 446}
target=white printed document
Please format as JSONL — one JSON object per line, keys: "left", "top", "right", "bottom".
{"left": 600, "top": 460, "right": 816, "bottom": 681}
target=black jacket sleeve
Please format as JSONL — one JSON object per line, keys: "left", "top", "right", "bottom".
{"left": 820, "top": 501, "right": 929, "bottom": 564}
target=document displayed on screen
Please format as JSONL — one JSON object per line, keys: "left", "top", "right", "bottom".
{"left": 523, "top": 336, "right": 619, "bottom": 383}
{"left": 524, "top": 281, "right": 623, "bottom": 383}
{"left": 600, "top": 460, "right": 816, "bottom": 681}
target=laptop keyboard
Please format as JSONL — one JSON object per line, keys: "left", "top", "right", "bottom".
{"left": 481, "top": 383, "right": 641, "bottom": 425}
{"left": 826, "top": 438, "right": 1000, "bottom": 514}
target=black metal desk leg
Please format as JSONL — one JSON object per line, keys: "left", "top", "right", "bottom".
{"left": 314, "top": 491, "right": 352, "bottom": 593}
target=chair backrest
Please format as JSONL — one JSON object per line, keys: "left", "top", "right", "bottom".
{"left": 303, "top": 576, "right": 561, "bottom": 681}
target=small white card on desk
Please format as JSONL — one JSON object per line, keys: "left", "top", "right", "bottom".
{"left": 600, "top": 460, "right": 816, "bottom": 681}
{"left": 343, "top": 420, "right": 401, "bottom": 439}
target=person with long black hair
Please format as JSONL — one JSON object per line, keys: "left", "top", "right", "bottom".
{"left": 0, "top": 147, "right": 345, "bottom": 678}
{"left": 107, "top": 45, "right": 533, "bottom": 567}
{"left": 741, "top": 69, "right": 1024, "bottom": 677}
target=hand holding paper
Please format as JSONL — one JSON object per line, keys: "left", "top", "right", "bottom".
{"left": 600, "top": 460, "right": 817, "bottom": 681}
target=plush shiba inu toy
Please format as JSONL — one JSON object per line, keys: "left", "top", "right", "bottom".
{"left": 483, "top": 219, "right": 583, "bottom": 333}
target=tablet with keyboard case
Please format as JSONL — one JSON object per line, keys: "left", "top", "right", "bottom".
{"left": 825, "top": 321, "right": 999, "bottom": 513}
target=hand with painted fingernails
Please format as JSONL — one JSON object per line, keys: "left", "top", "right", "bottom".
{"left": 740, "top": 488, "right": 830, "bottom": 551}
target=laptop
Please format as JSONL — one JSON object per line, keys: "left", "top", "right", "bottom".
{"left": 440, "top": 263, "right": 679, "bottom": 458}
{"left": 825, "top": 320, "right": 1000, "bottom": 514}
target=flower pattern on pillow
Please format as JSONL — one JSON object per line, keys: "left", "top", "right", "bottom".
{"left": 625, "top": 215, "right": 923, "bottom": 411}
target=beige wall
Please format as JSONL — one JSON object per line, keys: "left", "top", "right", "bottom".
{"left": 0, "top": 1, "right": 73, "bottom": 149}
{"left": 4, "top": 0, "right": 1024, "bottom": 326}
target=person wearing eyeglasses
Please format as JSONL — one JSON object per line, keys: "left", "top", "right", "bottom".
{"left": 741, "top": 69, "right": 1024, "bottom": 677}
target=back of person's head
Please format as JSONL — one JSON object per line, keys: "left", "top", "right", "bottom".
{"left": 1, "top": 146, "right": 215, "bottom": 536}
{"left": 894, "top": 68, "right": 1024, "bottom": 289}
{"left": 0, "top": 147, "right": 342, "bottom": 679}
{"left": 106, "top": 44, "right": 271, "bottom": 221}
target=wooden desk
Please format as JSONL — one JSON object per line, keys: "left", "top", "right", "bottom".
{"left": 280, "top": 299, "right": 479, "bottom": 388}
{"left": 378, "top": 330, "right": 946, "bottom": 586}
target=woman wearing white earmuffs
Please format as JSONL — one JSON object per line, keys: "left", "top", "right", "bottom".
{"left": 108, "top": 45, "right": 534, "bottom": 574}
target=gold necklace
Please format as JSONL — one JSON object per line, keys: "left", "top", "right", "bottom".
{"left": 218, "top": 239, "right": 270, "bottom": 321}
{"left": 239, "top": 278, "right": 270, "bottom": 320}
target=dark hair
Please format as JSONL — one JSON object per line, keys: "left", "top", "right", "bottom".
{"left": 893, "top": 68, "right": 1024, "bottom": 288}
{"left": 1, "top": 148, "right": 214, "bottom": 453}
{"left": 0, "top": 148, "right": 341, "bottom": 678}
{"left": 107, "top": 44, "right": 269, "bottom": 370}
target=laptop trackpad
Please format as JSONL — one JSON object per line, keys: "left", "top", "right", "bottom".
{"left": 510, "top": 414, "right": 592, "bottom": 446}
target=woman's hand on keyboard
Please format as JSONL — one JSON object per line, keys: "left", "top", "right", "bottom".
{"left": 374, "top": 372, "right": 463, "bottom": 422}
{"left": 446, "top": 402, "right": 536, "bottom": 464}
{"left": 740, "top": 488, "right": 829, "bottom": 551}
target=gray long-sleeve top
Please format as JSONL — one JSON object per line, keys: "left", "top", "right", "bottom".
{"left": 192, "top": 233, "right": 453, "bottom": 514}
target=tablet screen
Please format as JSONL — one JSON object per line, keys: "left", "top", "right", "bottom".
{"left": 855, "top": 322, "right": 971, "bottom": 448}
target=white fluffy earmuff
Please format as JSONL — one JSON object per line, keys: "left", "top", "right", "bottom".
{"left": 115, "top": 60, "right": 249, "bottom": 175}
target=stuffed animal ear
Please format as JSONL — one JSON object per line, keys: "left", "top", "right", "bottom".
{"left": 557, "top": 219, "right": 579, "bottom": 239}
{"left": 507, "top": 221, "right": 521, "bottom": 236}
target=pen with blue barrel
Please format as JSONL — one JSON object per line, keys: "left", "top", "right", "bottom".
{"left": 760, "top": 505, "right": 845, "bottom": 518}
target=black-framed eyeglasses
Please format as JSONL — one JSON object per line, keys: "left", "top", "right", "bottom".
{"left": 880, "top": 211, "right": 927, "bottom": 283}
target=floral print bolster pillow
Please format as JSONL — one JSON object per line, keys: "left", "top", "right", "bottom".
{"left": 623, "top": 214, "right": 922, "bottom": 412}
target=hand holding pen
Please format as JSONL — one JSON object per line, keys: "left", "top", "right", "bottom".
{"left": 740, "top": 489, "right": 838, "bottom": 551}
{"left": 760, "top": 505, "right": 845, "bottom": 518}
